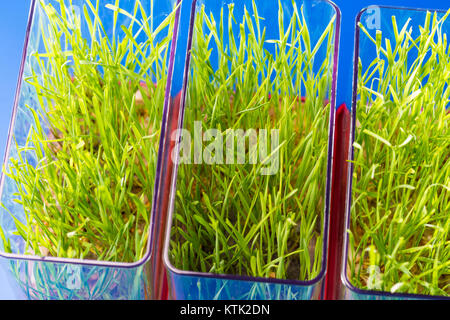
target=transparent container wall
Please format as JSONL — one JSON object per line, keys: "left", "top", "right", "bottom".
{"left": 343, "top": 6, "right": 450, "bottom": 300}
{"left": 167, "top": 273, "right": 320, "bottom": 300}
{"left": 343, "top": 287, "right": 422, "bottom": 301}
{"left": 0, "top": 258, "right": 150, "bottom": 300}
{"left": 0, "top": 0, "right": 180, "bottom": 300}
{"left": 164, "top": 0, "right": 340, "bottom": 300}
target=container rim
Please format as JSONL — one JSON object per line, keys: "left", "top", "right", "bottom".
{"left": 342, "top": 4, "right": 450, "bottom": 300}
{"left": 162, "top": 0, "right": 342, "bottom": 289}
{"left": 0, "top": 0, "right": 183, "bottom": 270}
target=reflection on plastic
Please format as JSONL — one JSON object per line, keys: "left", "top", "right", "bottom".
{"left": 168, "top": 273, "right": 318, "bottom": 300}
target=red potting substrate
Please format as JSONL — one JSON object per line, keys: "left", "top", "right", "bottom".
{"left": 324, "top": 104, "right": 351, "bottom": 300}
{"left": 152, "top": 93, "right": 181, "bottom": 300}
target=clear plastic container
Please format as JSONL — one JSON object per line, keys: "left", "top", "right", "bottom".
{"left": 163, "top": 0, "right": 341, "bottom": 300}
{"left": 0, "top": 0, "right": 183, "bottom": 300}
{"left": 343, "top": 5, "right": 450, "bottom": 300}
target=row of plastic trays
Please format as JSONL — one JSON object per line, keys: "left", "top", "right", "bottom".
{"left": 0, "top": 0, "right": 448, "bottom": 300}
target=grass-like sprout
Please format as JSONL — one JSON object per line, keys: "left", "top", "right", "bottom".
{"left": 0, "top": 0, "right": 177, "bottom": 263}
{"left": 169, "top": 1, "right": 336, "bottom": 281}
{"left": 349, "top": 10, "right": 450, "bottom": 296}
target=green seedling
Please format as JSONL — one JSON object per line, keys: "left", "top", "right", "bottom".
{"left": 0, "top": 0, "right": 177, "bottom": 263}
{"left": 169, "top": 1, "right": 336, "bottom": 282}
{"left": 349, "top": 10, "right": 450, "bottom": 296}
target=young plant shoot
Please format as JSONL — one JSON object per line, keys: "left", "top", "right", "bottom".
{"left": 0, "top": 0, "right": 176, "bottom": 263}
{"left": 349, "top": 11, "right": 450, "bottom": 296}
{"left": 169, "top": 2, "right": 336, "bottom": 281}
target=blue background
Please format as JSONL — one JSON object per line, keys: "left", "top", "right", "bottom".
{"left": 0, "top": 0, "right": 448, "bottom": 299}
{"left": 0, "top": 0, "right": 31, "bottom": 299}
